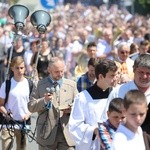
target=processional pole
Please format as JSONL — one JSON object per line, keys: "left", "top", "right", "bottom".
{"left": 30, "top": 10, "right": 51, "bottom": 81}
{"left": 6, "top": 4, "right": 29, "bottom": 80}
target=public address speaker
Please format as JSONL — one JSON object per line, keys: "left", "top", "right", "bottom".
{"left": 30, "top": 10, "right": 51, "bottom": 34}
{"left": 8, "top": 4, "right": 29, "bottom": 31}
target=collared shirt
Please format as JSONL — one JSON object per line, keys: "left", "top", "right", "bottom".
{"left": 77, "top": 72, "right": 94, "bottom": 92}
{"left": 99, "top": 120, "right": 117, "bottom": 150}
{"left": 48, "top": 76, "right": 63, "bottom": 87}
{"left": 112, "top": 124, "right": 145, "bottom": 150}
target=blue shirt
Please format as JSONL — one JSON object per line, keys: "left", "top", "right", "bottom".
{"left": 77, "top": 72, "right": 94, "bottom": 92}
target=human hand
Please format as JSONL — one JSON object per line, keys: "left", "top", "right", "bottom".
{"left": 93, "top": 128, "right": 100, "bottom": 139}
{"left": 44, "top": 92, "right": 53, "bottom": 103}
{"left": 63, "top": 107, "right": 71, "bottom": 114}
{"left": 22, "top": 113, "right": 31, "bottom": 121}
{"left": 5, "top": 110, "right": 13, "bottom": 121}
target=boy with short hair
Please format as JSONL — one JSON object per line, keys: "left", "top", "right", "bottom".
{"left": 112, "top": 89, "right": 148, "bottom": 150}
{"left": 99, "top": 98, "right": 125, "bottom": 150}
{"left": 0, "top": 56, "right": 31, "bottom": 150}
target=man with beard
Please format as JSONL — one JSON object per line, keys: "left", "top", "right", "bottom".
{"left": 28, "top": 57, "right": 78, "bottom": 150}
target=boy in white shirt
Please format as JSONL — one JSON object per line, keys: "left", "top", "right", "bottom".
{"left": 0, "top": 56, "right": 31, "bottom": 150}
{"left": 112, "top": 89, "right": 148, "bottom": 150}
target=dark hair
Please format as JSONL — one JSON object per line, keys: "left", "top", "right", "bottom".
{"left": 140, "top": 40, "right": 149, "bottom": 46}
{"left": 87, "top": 42, "right": 97, "bottom": 49}
{"left": 108, "top": 98, "right": 124, "bottom": 113}
{"left": 130, "top": 43, "right": 139, "bottom": 55}
{"left": 88, "top": 58, "right": 98, "bottom": 67}
{"left": 30, "top": 38, "right": 39, "bottom": 46}
{"left": 144, "top": 33, "right": 150, "bottom": 41}
{"left": 124, "top": 89, "right": 147, "bottom": 110}
{"left": 95, "top": 58, "right": 118, "bottom": 79}
{"left": 133, "top": 53, "right": 150, "bottom": 70}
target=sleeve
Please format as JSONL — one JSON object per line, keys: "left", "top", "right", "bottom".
{"left": 100, "top": 88, "right": 117, "bottom": 122}
{"left": 99, "top": 123, "right": 113, "bottom": 150}
{"left": 105, "top": 87, "right": 119, "bottom": 112}
{"left": 69, "top": 93, "right": 96, "bottom": 147}
{"left": 28, "top": 82, "right": 47, "bottom": 113}
{"left": 77, "top": 77, "right": 82, "bottom": 92}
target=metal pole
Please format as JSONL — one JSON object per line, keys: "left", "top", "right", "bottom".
{"left": 5, "top": 31, "right": 24, "bottom": 80}
{"left": 131, "top": 0, "right": 135, "bottom": 15}
{"left": 34, "top": 34, "right": 42, "bottom": 70}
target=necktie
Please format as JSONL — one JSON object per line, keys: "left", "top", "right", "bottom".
{"left": 53, "top": 82, "right": 58, "bottom": 88}
{"left": 53, "top": 82, "right": 60, "bottom": 92}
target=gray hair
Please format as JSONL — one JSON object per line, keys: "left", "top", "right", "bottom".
{"left": 133, "top": 54, "right": 150, "bottom": 70}
{"left": 48, "top": 57, "right": 64, "bottom": 67}
{"left": 117, "top": 42, "right": 130, "bottom": 51}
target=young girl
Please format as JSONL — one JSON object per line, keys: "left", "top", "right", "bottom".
{"left": 112, "top": 89, "right": 149, "bottom": 150}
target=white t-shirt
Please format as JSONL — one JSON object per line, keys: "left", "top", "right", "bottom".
{"left": 0, "top": 77, "right": 30, "bottom": 121}
{"left": 112, "top": 124, "right": 145, "bottom": 150}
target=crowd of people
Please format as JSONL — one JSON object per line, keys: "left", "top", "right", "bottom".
{"left": 0, "top": 2, "right": 150, "bottom": 150}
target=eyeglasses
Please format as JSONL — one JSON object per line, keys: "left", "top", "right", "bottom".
{"left": 120, "top": 51, "right": 130, "bottom": 54}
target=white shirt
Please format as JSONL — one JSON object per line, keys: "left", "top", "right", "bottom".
{"left": 103, "top": 81, "right": 150, "bottom": 121}
{"left": 24, "top": 49, "right": 33, "bottom": 66}
{"left": 0, "top": 77, "right": 30, "bottom": 121}
{"left": 96, "top": 39, "right": 113, "bottom": 60}
{"left": 112, "top": 124, "right": 145, "bottom": 150}
{"left": 108, "top": 81, "right": 150, "bottom": 104}
{"left": 69, "top": 90, "right": 108, "bottom": 150}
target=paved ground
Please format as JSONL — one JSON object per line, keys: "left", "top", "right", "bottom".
{"left": 0, "top": 113, "right": 39, "bottom": 150}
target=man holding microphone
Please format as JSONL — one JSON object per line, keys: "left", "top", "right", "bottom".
{"left": 28, "top": 57, "right": 78, "bottom": 150}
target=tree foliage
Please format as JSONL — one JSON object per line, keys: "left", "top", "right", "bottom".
{"left": 134, "top": 0, "right": 150, "bottom": 15}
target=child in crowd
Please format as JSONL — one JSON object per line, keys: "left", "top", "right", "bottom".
{"left": 112, "top": 89, "right": 149, "bottom": 150}
{"left": 99, "top": 98, "right": 125, "bottom": 150}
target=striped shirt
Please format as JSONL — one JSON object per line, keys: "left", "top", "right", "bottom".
{"left": 99, "top": 120, "right": 117, "bottom": 150}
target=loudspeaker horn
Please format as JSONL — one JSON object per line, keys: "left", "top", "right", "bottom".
{"left": 30, "top": 10, "right": 51, "bottom": 34}
{"left": 8, "top": 4, "right": 29, "bottom": 31}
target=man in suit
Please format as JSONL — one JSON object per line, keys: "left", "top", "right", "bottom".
{"left": 28, "top": 57, "right": 78, "bottom": 150}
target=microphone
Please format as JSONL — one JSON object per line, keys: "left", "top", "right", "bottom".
{"left": 46, "top": 87, "right": 55, "bottom": 94}
{"left": 45, "top": 87, "right": 55, "bottom": 110}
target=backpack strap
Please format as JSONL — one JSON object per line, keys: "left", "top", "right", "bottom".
{"left": 4, "top": 79, "right": 11, "bottom": 105}
{"left": 4, "top": 78, "right": 33, "bottom": 105}
{"left": 27, "top": 79, "right": 33, "bottom": 95}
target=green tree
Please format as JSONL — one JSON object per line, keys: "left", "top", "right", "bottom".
{"left": 134, "top": 0, "right": 150, "bottom": 15}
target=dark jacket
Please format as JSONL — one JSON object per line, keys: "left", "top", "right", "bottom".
{"left": 143, "top": 131, "right": 150, "bottom": 150}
